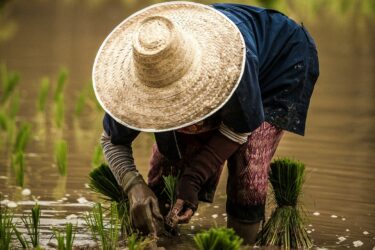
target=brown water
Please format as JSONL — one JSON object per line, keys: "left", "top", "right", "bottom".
{"left": 0, "top": 0, "right": 374, "bottom": 249}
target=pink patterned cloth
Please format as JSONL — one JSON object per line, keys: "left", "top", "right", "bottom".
{"left": 147, "top": 122, "right": 283, "bottom": 221}
{"left": 227, "top": 122, "right": 283, "bottom": 206}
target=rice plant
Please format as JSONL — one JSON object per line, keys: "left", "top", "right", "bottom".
{"left": 74, "top": 91, "right": 86, "bottom": 116}
{"left": 52, "top": 223, "right": 76, "bottom": 250}
{"left": 8, "top": 90, "right": 19, "bottom": 119}
{"left": 0, "top": 111, "right": 8, "bottom": 131}
{"left": 13, "top": 226, "right": 29, "bottom": 249}
{"left": 0, "top": 201, "right": 14, "bottom": 250}
{"left": 0, "top": 63, "right": 20, "bottom": 104}
{"left": 13, "top": 122, "right": 31, "bottom": 153}
{"left": 54, "top": 68, "right": 68, "bottom": 101}
{"left": 127, "top": 233, "right": 154, "bottom": 250}
{"left": 91, "top": 144, "right": 104, "bottom": 168}
{"left": 54, "top": 93, "right": 65, "bottom": 128}
{"left": 162, "top": 174, "right": 178, "bottom": 207}
{"left": 85, "top": 202, "right": 121, "bottom": 250}
{"left": 11, "top": 150, "right": 25, "bottom": 187}
{"left": 89, "top": 164, "right": 133, "bottom": 236}
{"left": 21, "top": 203, "right": 41, "bottom": 248}
{"left": 256, "top": 158, "right": 313, "bottom": 249}
{"left": 55, "top": 139, "right": 68, "bottom": 176}
{"left": 37, "top": 77, "right": 50, "bottom": 112}
{"left": 194, "top": 227, "right": 243, "bottom": 250}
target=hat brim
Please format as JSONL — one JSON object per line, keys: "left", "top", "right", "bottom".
{"left": 93, "top": 1, "right": 246, "bottom": 132}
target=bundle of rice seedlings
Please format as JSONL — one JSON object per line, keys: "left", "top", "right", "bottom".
{"left": 52, "top": 223, "right": 76, "bottom": 250}
{"left": 256, "top": 158, "right": 312, "bottom": 249}
{"left": 89, "top": 164, "right": 132, "bottom": 235}
{"left": 194, "top": 227, "right": 243, "bottom": 250}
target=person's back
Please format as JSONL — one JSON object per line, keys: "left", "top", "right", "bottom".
{"left": 213, "top": 3, "right": 319, "bottom": 135}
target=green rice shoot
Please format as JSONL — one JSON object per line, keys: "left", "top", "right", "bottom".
{"left": 84, "top": 202, "right": 121, "bottom": 250}
{"left": 54, "top": 68, "right": 68, "bottom": 101}
{"left": 52, "top": 223, "right": 76, "bottom": 250}
{"left": 13, "top": 122, "right": 31, "bottom": 153}
{"left": 194, "top": 227, "right": 243, "bottom": 250}
{"left": 13, "top": 225, "right": 29, "bottom": 249}
{"left": 21, "top": 203, "right": 41, "bottom": 248}
{"left": 0, "top": 63, "right": 20, "bottom": 104}
{"left": 0, "top": 201, "right": 14, "bottom": 250}
{"left": 55, "top": 139, "right": 68, "bottom": 176}
{"left": 8, "top": 90, "right": 19, "bottom": 119}
{"left": 37, "top": 77, "right": 50, "bottom": 112}
{"left": 256, "top": 158, "right": 312, "bottom": 249}
{"left": 11, "top": 151, "right": 25, "bottom": 187}
{"left": 54, "top": 93, "right": 65, "bottom": 128}
{"left": 162, "top": 173, "right": 178, "bottom": 208}
{"left": 91, "top": 144, "right": 105, "bottom": 168}
{"left": 74, "top": 90, "right": 86, "bottom": 116}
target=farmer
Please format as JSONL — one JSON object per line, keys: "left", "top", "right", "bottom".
{"left": 93, "top": 1, "right": 319, "bottom": 244}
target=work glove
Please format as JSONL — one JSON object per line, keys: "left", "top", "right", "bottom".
{"left": 167, "top": 131, "right": 242, "bottom": 227}
{"left": 123, "top": 171, "right": 164, "bottom": 237}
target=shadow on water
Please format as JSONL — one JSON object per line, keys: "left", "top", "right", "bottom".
{"left": 0, "top": 0, "right": 374, "bottom": 249}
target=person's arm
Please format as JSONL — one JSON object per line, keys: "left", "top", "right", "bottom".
{"left": 101, "top": 113, "right": 163, "bottom": 236}
{"left": 167, "top": 124, "right": 250, "bottom": 227}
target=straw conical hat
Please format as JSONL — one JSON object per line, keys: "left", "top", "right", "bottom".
{"left": 93, "top": 1, "right": 246, "bottom": 132}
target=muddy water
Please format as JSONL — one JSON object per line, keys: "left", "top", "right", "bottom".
{"left": 0, "top": 0, "right": 374, "bottom": 249}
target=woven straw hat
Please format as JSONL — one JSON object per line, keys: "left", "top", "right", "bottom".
{"left": 93, "top": 1, "right": 246, "bottom": 132}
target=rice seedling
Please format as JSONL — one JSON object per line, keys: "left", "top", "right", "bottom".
{"left": 13, "top": 122, "right": 31, "bottom": 153}
{"left": 54, "top": 93, "right": 65, "bottom": 128}
{"left": 91, "top": 144, "right": 104, "bottom": 168}
{"left": 0, "top": 201, "right": 14, "bottom": 250}
{"left": 194, "top": 227, "right": 243, "bottom": 250}
{"left": 13, "top": 226, "right": 29, "bottom": 249}
{"left": 0, "top": 111, "right": 8, "bottom": 131}
{"left": 163, "top": 172, "right": 179, "bottom": 234}
{"left": 37, "top": 77, "right": 50, "bottom": 112}
{"left": 54, "top": 68, "right": 68, "bottom": 101}
{"left": 21, "top": 203, "right": 41, "bottom": 248}
{"left": 127, "top": 233, "right": 155, "bottom": 250}
{"left": 55, "top": 139, "right": 68, "bottom": 176}
{"left": 89, "top": 164, "right": 133, "bottom": 236}
{"left": 256, "top": 158, "right": 313, "bottom": 249}
{"left": 162, "top": 173, "right": 178, "bottom": 207}
{"left": 8, "top": 90, "right": 19, "bottom": 119}
{"left": 52, "top": 223, "right": 76, "bottom": 250}
{"left": 74, "top": 90, "right": 86, "bottom": 116}
{"left": 0, "top": 63, "right": 20, "bottom": 104}
{"left": 11, "top": 150, "right": 25, "bottom": 187}
{"left": 84, "top": 202, "right": 120, "bottom": 250}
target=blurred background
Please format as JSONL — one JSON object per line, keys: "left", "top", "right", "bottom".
{"left": 0, "top": 0, "right": 374, "bottom": 249}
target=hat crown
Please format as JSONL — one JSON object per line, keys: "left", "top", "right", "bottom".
{"left": 132, "top": 16, "right": 196, "bottom": 88}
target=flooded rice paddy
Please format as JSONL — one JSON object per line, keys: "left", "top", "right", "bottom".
{"left": 0, "top": 0, "right": 374, "bottom": 249}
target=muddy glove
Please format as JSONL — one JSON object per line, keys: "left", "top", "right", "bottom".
{"left": 169, "top": 131, "right": 241, "bottom": 226}
{"left": 123, "top": 171, "right": 164, "bottom": 236}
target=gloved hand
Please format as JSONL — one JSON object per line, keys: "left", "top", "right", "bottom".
{"left": 171, "top": 131, "right": 242, "bottom": 224}
{"left": 123, "top": 171, "right": 164, "bottom": 237}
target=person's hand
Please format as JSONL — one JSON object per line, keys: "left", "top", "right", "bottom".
{"left": 124, "top": 172, "right": 164, "bottom": 237}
